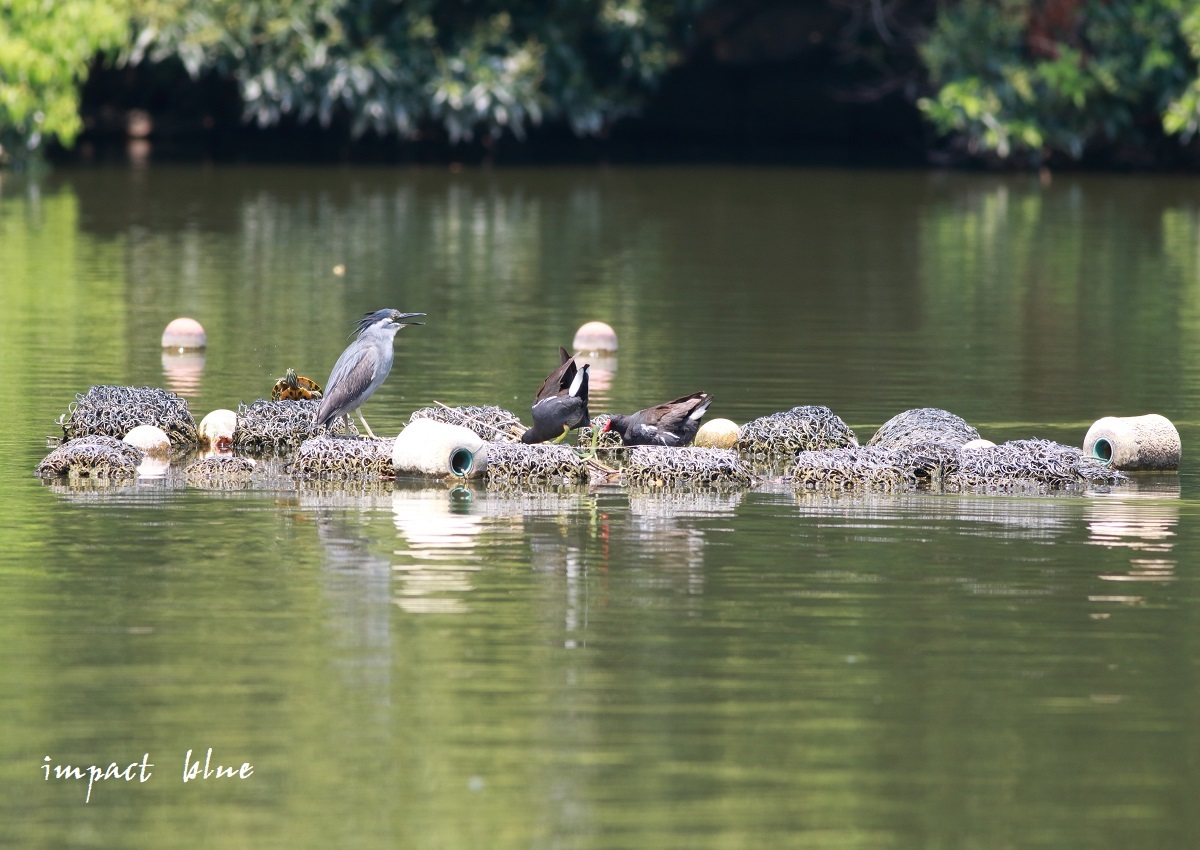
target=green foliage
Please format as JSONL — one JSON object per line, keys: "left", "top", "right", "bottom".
{"left": 0, "top": 0, "right": 130, "bottom": 162}
{"left": 1163, "top": 5, "right": 1200, "bottom": 137}
{"left": 128, "top": 0, "right": 706, "bottom": 142}
{"left": 919, "top": 0, "right": 1198, "bottom": 162}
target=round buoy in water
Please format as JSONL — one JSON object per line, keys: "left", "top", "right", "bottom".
{"left": 695, "top": 418, "right": 740, "bottom": 449}
{"left": 162, "top": 317, "right": 206, "bottom": 350}
{"left": 124, "top": 424, "right": 171, "bottom": 457}
{"left": 573, "top": 321, "right": 618, "bottom": 354}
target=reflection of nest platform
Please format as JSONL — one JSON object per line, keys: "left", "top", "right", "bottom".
{"left": 37, "top": 435, "right": 144, "bottom": 480}
{"left": 287, "top": 436, "right": 395, "bottom": 479}
{"left": 235, "top": 399, "right": 355, "bottom": 453}
{"left": 409, "top": 404, "right": 525, "bottom": 442}
{"left": 60, "top": 385, "right": 197, "bottom": 446}
{"left": 620, "top": 446, "right": 755, "bottom": 489}
{"left": 738, "top": 405, "right": 858, "bottom": 460}
{"left": 792, "top": 439, "right": 1126, "bottom": 493}
{"left": 184, "top": 455, "right": 257, "bottom": 487}
{"left": 868, "top": 407, "right": 980, "bottom": 450}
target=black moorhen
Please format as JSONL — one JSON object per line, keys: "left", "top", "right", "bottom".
{"left": 603, "top": 392, "right": 713, "bottom": 447}
{"left": 521, "top": 347, "right": 591, "bottom": 443}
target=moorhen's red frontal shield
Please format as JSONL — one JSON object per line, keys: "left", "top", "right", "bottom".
{"left": 604, "top": 392, "right": 713, "bottom": 446}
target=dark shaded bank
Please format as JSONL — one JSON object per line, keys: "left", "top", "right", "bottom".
{"left": 63, "top": 3, "right": 933, "bottom": 168}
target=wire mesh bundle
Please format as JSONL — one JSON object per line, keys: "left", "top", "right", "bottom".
{"left": 234, "top": 399, "right": 356, "bottom": 454}
{"left": 791, "top": 443, "right": 963, "bottom": 491}
{"left": 484, "top": 442, "right": 590, "bottom": 486}
{"left": 410, "top": 404, "right": 526, "bottom": 442}
{"left": 791, "top": 446, "right": 929, "bottom": 491}
{"left": 59, "top": 385, "right": 198, "bottom": 446}
{"left": 620, "top": 446, "right": 755, "bottom": 489}
{"left": 946, "top": 438, "right": 1128, "bottom": 491}
{"left": 737, "top": 405, "right": 858, "bottom": 461}
{"left": 868, "top": 408, "right": 980, "bottom": 450}
{"left": 184, "top": 455, "right": 257, "bottom": 487}
{"left": 36, "top": 435, "right": 143, "bottom": 480}
{"left": 287, "top": 436, "right": 395, "bottom": 480}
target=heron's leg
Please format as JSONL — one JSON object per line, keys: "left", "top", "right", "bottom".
{"left": 356, "top": 409, "right": 378, "bottom": 440}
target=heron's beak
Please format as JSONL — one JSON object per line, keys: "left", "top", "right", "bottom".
{"left": 395, "top": 312, "right": 426, "bottom": 326}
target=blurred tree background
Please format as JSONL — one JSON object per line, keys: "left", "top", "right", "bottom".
{"left": 3, "top": 0, "right": 1200, "bottom": 168}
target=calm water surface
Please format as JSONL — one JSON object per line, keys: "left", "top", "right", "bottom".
{"left": 1, "top": 166, "right": 1198, "bottom": 848}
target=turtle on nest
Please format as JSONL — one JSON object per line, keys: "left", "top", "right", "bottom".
{"left": 271, "top": 368, "right": 323, "bottom": 401}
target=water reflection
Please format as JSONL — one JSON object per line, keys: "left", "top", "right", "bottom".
{"left": 136, "top": 455, "right": 171, "bottom": 479}
{"left": 44, "top": 473, "right": 183, "bottom": 505}
{"left": 579, "top": 352, "right": 618, "bottom": 400}
{"left": 794, "top": 490, "right": 1077, "bottom": 542}
{"left": 7, "top": 167, "right": 1200, "bottom": 850}
{"left": 1085, "top": 483, "right": 1180, "bottom": 552}
{"left": 161, "top": 350, "right": 205, "bottom": 396}
{"left": 391, "top": 486, "right": 482, "bottom": 614}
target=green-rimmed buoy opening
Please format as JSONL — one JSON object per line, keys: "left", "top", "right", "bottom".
{"left": 1091, "top": 437, "right": 1114, "bottom": 466}
{"left": 449, "top": 447, "right": 474, "bottom": 477}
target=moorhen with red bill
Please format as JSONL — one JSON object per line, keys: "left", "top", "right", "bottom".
{"left": 603, "top": 392, "right": 713, "bottom": 447}
{"left": 520, "top": 347, "right": 591, "bottom": 444}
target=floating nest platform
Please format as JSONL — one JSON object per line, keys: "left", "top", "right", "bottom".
{"left": 60, "top": 386, "right": 197, "bottom": 446}
{"left": 792, "top": 439, "right": 1126, "bottom": 493}
{"left": 620, "top": 446, "right": 755, "bottom": 489}
{"left": 287, "top": 436, "right": 395, "bottom": 480}
{"left": 868, "top": 407, "right": 980, "bottom": 450}
{"left": 38, "top": 389, "right": 1134, "bottom": 498}
{"left": 949, "top": 438, "right": 1125, "bottom": 492}
{"left": 737, "top": 405, "right": 858, "bottom": 465}
{"left": 485, "top": 442, "right": 592, "bottom": 486}
{"left": 234, "top": 399, "right": 356, "bottom": 454}
{"left": 37, "top": 435, "right": 144, "bottom": 480}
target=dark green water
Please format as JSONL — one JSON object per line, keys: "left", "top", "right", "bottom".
{"left": 1, "top": 166, "right": 1198, "bottom": 848}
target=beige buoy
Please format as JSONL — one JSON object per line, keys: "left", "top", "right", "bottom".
{"left": 573, "top": 321, "right": 618, "bottom": 354}
{"left": 695, "top": 418, "right": 740, "bottom": 449}
{"left": 198, "top": 409, "right": 237, "bottom": 451}
{"left": 161, "top": 317, "right": 206, "bottom": 350}
{"left": 123, "top": 424, "right": 171, "bottom": 457}
{"left": 392, "top": 419, "right": 488, "bottom": 479}
{"left": 1083, "top": 414, "right": 1181, "bottom": 471}
{"left": 961, "top": 438, "right": 996, "bottom": 451}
